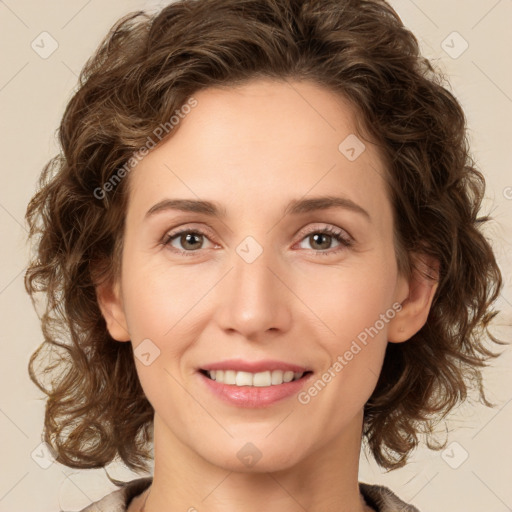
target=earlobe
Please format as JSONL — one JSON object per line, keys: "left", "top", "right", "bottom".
{"left": 388, "top": 253, "right": 439, "bottom": 343}
{"left": 96, "top": 280, "right": 131, "bottom": 342}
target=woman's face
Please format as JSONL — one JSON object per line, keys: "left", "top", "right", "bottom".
{"left": 109, "top": 78, "right": 410, "bottom": 472}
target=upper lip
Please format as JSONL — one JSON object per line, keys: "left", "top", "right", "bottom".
{"left": 199, "top": 359, "right": 311, "bottom": 373}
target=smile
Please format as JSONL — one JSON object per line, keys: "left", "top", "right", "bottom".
{"left": 198, "top": 366, "right": 314, "bottom": 407}
{"left": 201, "top": 369, "right": 307, "bottom": 386}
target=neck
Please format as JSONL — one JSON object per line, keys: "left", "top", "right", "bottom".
{"left": 136, "top": 411, "right": 372, "bottom": 512}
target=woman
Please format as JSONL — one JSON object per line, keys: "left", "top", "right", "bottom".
{"left": 25, "top": 0, "right": 503, "bottom": 511}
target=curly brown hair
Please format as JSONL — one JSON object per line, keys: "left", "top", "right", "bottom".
{"left": 25, "top": 0, "right": 504, "bottom": 473}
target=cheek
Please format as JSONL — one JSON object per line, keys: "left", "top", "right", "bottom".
{"left": 120, "top": 250, "right": 214, "bottom": 396}
{"left": 121, "top": 244, "right": 200, "bottom": 341}
{"left": 295, "top": 251, "right": 397, "bottom": 407}
{"left": 120, "top": 263, "right": 195, "bottom": 419}
{"left": 295, "top": 250, "right": 398, "bottom": 346}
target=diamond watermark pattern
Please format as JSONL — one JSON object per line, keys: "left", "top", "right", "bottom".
{"left": 31, "top": 441, "right": 55, "bottom": 469}
{"left": 31, "top": 31, "right": 59, "bottom": 59}
{"left": 134, "top": 338, "right": 161, "bottom": 366}
{"left": 237, "top": 442, "right": 262, "bottom": 467}
{"left": 236, "top": 236, "right": 263, "bottom": 264}
{"left": 441, "top": 31, "right": 469, "bottom": 59}
{"left": 441, "top": 441, "right": 469, "bottom": 469}
{"left": 338, "top": 134, "right": 366, "bottom": 161}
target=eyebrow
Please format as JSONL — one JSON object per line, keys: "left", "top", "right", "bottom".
{"left": 145, "top": 195, "right": 371, "bottom": 221}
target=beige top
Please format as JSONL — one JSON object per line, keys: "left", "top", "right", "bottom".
{"left": 78, "top": 477, "right": 420, "bottom": 511}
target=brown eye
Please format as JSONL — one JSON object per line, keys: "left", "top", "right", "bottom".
{"left": 297, "top": 226, "right": 353, "bottom": 255}
{"left": 178, "top": 232, "right": 203, "bottom": 251}
{"left": 308, "top": 232, "right": 334, "bottom": 250}
{"left": 163, "top": 229, "right": 215, "bottom": 255}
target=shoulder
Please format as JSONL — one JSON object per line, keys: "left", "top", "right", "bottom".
{"left": 76, "top": 477, "right": 152, "bottom": 512}
{"left": 359, "top": 482, "right": 420, "bottom": 512}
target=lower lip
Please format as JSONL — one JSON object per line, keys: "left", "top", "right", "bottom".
{"left": 198, "top": 372, "right": 312, "bottom": 408}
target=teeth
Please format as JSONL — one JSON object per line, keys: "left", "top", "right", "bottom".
{"left": 206, "top": 369, "right": 304, "bottom": 386}
{"left": 283, "top": 371, "right": 294, "bottom": 383}
{"left": 224, "top": 370, "right": 236, "bottom": 385}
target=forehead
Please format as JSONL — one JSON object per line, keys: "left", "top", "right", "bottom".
{"left": 126, "top": 78, "right": 392, "bottom": 227}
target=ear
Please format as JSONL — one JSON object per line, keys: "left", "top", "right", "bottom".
{"left": 96, "top": 279, "right": 131, "bottom": 342}
{"left": 388, "top": 253, "right": 440, "bottom": 343}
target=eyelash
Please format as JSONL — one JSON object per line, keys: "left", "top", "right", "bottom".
{"left": 161, "top": 225, "right": 354, "bottom": 257}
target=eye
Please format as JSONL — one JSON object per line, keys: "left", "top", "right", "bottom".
{"left": 296, "top": 226, "right": 353, "bottom": 256}
{"left": 162, "top": 228, "right": 217, "bottom": 256}
{"left": 162, "top": 224, "right": 353, "bottom": 257}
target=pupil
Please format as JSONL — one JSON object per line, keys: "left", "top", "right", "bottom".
{"left": 183, "top": 233, "right": 201, "bottom": 250}
{"left": 312, "top": 233, "right": 330, "bottom": 250}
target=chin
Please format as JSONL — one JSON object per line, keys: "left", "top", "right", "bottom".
{"left": 199, "top": 437, "right": 309, "bottom": 474}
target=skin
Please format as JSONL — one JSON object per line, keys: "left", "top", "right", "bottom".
{"left": 98, "top": 78, "right": 438, "bottom": 512}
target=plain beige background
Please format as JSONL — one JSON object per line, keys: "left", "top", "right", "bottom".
{"left": 1, "top": 1, "right": 511, "bottom": 511}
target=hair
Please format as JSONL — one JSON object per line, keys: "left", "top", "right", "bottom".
{"left": 25, "top": 0, "right": 504, "bottom": 474}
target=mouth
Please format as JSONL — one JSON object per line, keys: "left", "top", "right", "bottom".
{"left": 196, "top": 359, "right": 314, "bottom": 407}
{"left": 199, "top": 369, "right": 313, "bottom": 387}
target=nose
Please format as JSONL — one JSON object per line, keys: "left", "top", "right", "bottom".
{"left": 213, "top": 242, "right": 293, "bottom": 341}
